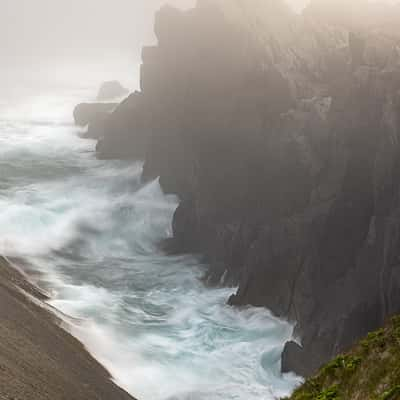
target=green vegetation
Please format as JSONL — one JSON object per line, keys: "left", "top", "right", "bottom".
{"left": 284, "top": 316, "right": 400, "bottom": 400}
{"left": 380, "top": 386, "right": 400, "bottom": 400}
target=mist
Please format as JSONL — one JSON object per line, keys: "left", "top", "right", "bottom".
{"left": 0, "top": 0, "right": 195, "bottom": 89}
{"left": 1, "top": 0, "right": 398, "bottom": 90}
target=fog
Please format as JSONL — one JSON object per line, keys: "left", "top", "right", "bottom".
{"left": 0, "top": 0, "right": 398, "bottom": 90}
{"left": 0, "top": 0, "right": 195, "bottom": 89}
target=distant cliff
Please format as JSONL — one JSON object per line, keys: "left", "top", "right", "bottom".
{"left": 79, "top": 0, "right": 400, "bottom": 377}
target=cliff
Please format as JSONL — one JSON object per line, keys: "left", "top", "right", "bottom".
{"left": 80, "top": 0, "right": 400, "bottom": 377}
{"left": 284, "top": 315, "right": 400, "bottom": 400}
{"left": 0, "top": 256, "right": 135, "bottom": 400}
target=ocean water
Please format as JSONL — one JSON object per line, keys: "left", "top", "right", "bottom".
{"left": 0, "top": 85, "right": 301, "bottom": 400}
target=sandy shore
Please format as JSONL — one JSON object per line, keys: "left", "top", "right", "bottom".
{"left": 0, "top": 256, "right": 136, "bottom": 400}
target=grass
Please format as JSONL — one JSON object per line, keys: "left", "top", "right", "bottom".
{"left": 283, "top": 316, "right": 400, "bottom": 400}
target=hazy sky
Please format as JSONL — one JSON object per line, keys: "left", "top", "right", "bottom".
{"left": 0, "top": 0, "right": 397, "bottom": 89}
{"left": 0, "top": 0, "right": 195, "bottom": 88}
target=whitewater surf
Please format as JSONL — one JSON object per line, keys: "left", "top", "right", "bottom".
{"left": 0, "top": 86, "right": 301, "bottom": 400}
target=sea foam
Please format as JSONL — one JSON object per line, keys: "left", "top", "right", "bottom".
{"left": 0, "top": 88, "right": 301, "bottom": 400}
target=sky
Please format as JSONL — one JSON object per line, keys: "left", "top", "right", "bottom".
{"left": 0, "top": 0, "right": 397, "bottom": 89}
{"left": 0, "top": 0, "right": 195, "bottom": 88}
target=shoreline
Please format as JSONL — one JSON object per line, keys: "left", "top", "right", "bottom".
{"left": 0, "top": 255, "right": 136, "bottom": 400}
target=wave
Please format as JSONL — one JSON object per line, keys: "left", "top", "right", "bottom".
{"left": 0, "top": 88, "right": 301, "bottom": 400}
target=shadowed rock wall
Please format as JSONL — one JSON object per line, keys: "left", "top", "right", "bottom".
{"left": 78, "top": 0, "right": 400, "bottom": 376}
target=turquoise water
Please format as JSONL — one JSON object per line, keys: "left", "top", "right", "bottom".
{"left": 0, "top": 87, "right": 300, "bottom": 400}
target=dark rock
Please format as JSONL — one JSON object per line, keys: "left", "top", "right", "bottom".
{"left": 152, "top": 3, "right": 400, "bottom": 377}
{"left": 79, "top": 0, "right": 400, "bottom": 378}
{"left": 281, "top": 341, "right": 310, "bottom": 377}
{"left": 96, "top": 92, "right": 150, "bottom": 160}
{"left": 171, "top": 199, "right": 199, "bottom": 253}
{"left": 73, "top": 102, "right": 117, "bottom": 127}
{"left": 83, "top": 116, "right": 108, "bottom": 139}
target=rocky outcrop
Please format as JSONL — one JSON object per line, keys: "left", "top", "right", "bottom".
{"left": 74, "top": 0, "right": 400, "bottom": 377}
{"left": 73, "top": 102, "right": 117, "bottom": 127}
{"left": 97, "top": 80, "right": 129, "bottom": 101}
{"left": 96, "top": 92, "right": 150, "bottom": 159}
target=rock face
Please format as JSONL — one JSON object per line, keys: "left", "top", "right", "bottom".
{"left": 96, "top": 92, "right": 151, "bottom": 159}
{"left": 73, "top": 102, "right": 117, "bottom": 127}
{"left": 97, "top": 80, "right": 129, "bottom": 101}
{"left": 75, "top": 0, "right": 400, "bottom": 377}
